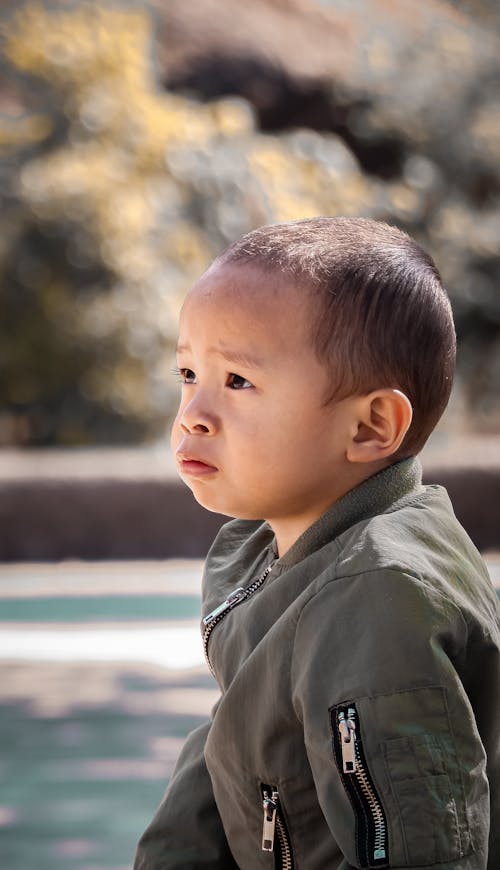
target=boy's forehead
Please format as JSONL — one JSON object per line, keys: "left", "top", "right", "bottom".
{"left": 185, "top": 260, "right": 307, "bottom": 313}
{"left": 180, "top": 261, "right": 316, "bottom": 355}
{"left": 191, "top": 261, "right": 298, "bottom": 304}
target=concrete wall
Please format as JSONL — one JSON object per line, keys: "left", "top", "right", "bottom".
{"left": 1, "top": 441, "right": 499, "bottom": 561}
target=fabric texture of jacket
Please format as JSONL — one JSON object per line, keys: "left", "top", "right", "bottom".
{"left": 135, "top": 458, "right": 500, "bottom": 869}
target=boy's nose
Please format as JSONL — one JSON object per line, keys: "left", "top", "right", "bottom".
{"left": 178, "top": 400, "right": 216, "bottom": 435}
{"left": 179, "top": 418, "right": 210, "bottom": 434}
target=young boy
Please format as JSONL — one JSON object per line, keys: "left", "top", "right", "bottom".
{"left": 135, "top": 217, "right": 500, "bottom": 869}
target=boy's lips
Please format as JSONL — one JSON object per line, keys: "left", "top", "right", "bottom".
{"left": 176, "top": 451, "right": 219, "bottom": 477}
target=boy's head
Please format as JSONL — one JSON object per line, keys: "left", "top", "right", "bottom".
{"left": 172, "top": 217, "right": 456, "bottom": 554}
{"left": 216, "top": 217, "right": 456, "bottom": 459}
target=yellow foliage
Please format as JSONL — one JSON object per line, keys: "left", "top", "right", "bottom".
{"left": 3, "top": 2, "right": 152, "bottom": 88}
{"left": 387, "top": 182, "right": 420, "bottom": 218}
{"left": 249, "top": 137, "right": 377, "bottom": 221}
{"left": 8, "top": 0, "right": 382, "bottom": 308}
{"left": 0, "top": 113, "right": 52, "bottom": 148}
{"left": 165, "top": 222, "right": 212, "bottom": 275}
{"left": 7, "top": 2, "right": 232, "bottom": 297}
{"left": 210, "top": 99, "right": 255, "bottom": 138}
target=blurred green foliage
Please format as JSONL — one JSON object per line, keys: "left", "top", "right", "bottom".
{"left": 0, "top": 0, "right": 499, "bottom": 445}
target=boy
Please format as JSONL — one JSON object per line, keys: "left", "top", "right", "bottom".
{"left": 135, "top": 217, "right": 500, "bottom": 869}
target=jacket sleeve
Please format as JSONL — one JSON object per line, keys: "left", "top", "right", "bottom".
{"left": 291, "top": 568, "right": 494, "bottom": 870}
{"left": 134, "top": 709, "right": 238, "bottom": 869}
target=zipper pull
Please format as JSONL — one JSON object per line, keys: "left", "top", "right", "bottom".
{"left": 338, "top": 707, "right": 357, "bottom": 773}
{"left": 202, "top": 587, "right": 247, "bottom": 626}
{"left": 261, "top": 789, "right": 278, "bottom": 851}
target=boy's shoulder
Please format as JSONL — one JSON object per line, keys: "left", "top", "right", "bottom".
{"left": 332, "top": 482, "right": 497, "bottom": 627}
{"left": 335, "top": 481, "right": 460, "bottom": 571}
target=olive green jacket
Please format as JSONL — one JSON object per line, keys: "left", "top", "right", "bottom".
{"left": 135, "top": 459, "right": 500, "bottom": 869}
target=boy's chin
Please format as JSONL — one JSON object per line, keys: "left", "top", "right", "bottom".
{"left": 186, "top": 485, "right": 231, "bottom": 518}
{"left": 187, "top": 486, "right": 260, "bottom": 521}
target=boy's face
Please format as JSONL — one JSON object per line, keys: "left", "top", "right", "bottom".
{"left": 171, "top": 261, "right": 361, "bottom": 545}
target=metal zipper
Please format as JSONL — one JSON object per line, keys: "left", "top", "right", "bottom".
{"left": 202, "top": 562, "right": 275, "bottom": 676}
{"left": 261, "top": 784, "right": 294, "bottom": 870}
{"left": 332, "top": 703, "right": 389, "bottom": 868}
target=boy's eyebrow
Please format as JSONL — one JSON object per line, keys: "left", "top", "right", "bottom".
{"left": 176, "top": 343, "right": 266, "bottom": 369}
{"left": 216, "top": 347, "right": 266, "bottom": 369}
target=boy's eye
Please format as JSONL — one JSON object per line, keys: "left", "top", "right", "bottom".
{"left": 227, "top": 373, "right": 253, "bottom": 390}
{"left": 173, "top": 366, "right": 196, "bottom": 384}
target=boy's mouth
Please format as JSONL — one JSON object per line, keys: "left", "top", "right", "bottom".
{"left": 176, "top": 451, "right": 219, "bottom": 477}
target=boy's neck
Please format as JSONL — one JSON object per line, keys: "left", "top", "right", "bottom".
{"left": 269, "top": 462, "right": 387, "bottom": 558}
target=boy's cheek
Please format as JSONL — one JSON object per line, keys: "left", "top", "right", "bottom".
{"left": 170, "top": 416, "right": 182, "bottom": 452}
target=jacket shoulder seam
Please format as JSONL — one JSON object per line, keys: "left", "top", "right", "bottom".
{"left": 291, "top": 566, "right": 469, "bottom": 678}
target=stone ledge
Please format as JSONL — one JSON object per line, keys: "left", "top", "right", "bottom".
{"left": 0, "top": 441, "right": 499, "bottom": 561}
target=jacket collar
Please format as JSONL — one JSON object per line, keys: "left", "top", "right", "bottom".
{"left": 273, "top": 457, "right": 423, "bottom": 571}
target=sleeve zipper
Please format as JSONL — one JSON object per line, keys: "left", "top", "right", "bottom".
{"left": 202, "top": 562, "right": 275, "bottom": 676}
{"left": 331, "top": 702, "right": 389, "bottom": 868}
{"left": 261, "top": 785, "right": 294, "bottom": 870}
{"left": 262, "top": 788, "right": 278, "bottom": 851}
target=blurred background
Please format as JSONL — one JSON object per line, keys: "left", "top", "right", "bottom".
{"left": 0, "top": 0, "right": 499, "bottom": 868}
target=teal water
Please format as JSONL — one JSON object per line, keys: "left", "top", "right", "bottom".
{"left": 0, "top": 594, "right": 201, "bottom": 623}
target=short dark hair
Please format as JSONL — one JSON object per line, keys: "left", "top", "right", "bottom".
{"left": 217, "top": 216, "right": 456, "bottom": 457}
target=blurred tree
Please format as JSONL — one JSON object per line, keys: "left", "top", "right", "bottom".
{"left": 0, "top": 0, "right": 499, "bottom": 445}
{"left": 1, "top": 2, "right": 216, "bottom": 443}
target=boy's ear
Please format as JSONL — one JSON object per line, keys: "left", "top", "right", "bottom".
{"left": 346, "top": 389, "right": 413, "bottom": 463}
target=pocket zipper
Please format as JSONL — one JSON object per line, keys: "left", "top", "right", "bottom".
{"left": 332, "top": 703, "right": 389, "bottom": 868}
{"left": 261, "top": 785, "right": 294, "bottom": 870}
{"left": 202, "top": 562, "right": 275, "bottom": 675}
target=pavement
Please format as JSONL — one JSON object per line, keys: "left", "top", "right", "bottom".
{"left": 0, "top": 560, "right": 216, "bottom": 870}
{"left": 1, "top": 555, "right": 499, "bottom": 870}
